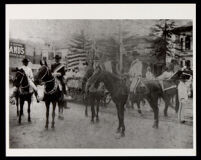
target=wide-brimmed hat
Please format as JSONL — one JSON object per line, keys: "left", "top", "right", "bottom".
{"left": 22, "top": 58, "right": 29, "bottom": 63}
{"left": 55, "top": 55, "right": 61, "bottom": 59}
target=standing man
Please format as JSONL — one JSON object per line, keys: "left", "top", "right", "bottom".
{"left": 129, "top": 58, "right": 143, "bottom": 94}
{"left": 51, "top": 55, "right": 67, "bottom": 95}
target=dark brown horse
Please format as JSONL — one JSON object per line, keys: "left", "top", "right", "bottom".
{"left": 134, "top": 77, "right": 179, "bottom": 128}
{"left": 12, "top": 68, "right": 34, "bottom": 124}
{"left": 82, "top": 66, "right": 105, "bottom": 122}
{"left": 34, "top": 65, "right": 65, "bottom": 129}
{"left": 86, "top": 69, "right": 128, "bottom": 137}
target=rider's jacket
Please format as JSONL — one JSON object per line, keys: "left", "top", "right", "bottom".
{"left": 20, "top": 65, "right": 34, "bottom": 81}
{"left": 51, "top": 62, "right": 65, "bottom": 81}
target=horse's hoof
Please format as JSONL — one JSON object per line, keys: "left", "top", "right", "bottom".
{"left": 138, "top": 110, "right": 142, "bottom": 114}
{"left": 51, "top": 125, "right": 55, "bottom": 129}
{"left": 45, "top": 125, "right": 48, "bottom": 129}
{"left": 121, "top": 132, "right": 125, "bottom": 137}
{"left": 91, "top": 120, "right": 95, "bottom": 123}
{"left": 116, "top": 128, "right": 121, "bottom": 133}
{"left": 28, "top": 119, "right": 31, "bottom": 122}
{"left": 152, "top": 124, "right": 158, "bottom": 129}
{"left": 85, "top": 114, "right": 88, "bottom": 117}
{"left": 96, "top": 118, "right": 99, "bottom": 122}
{"left": 59, "top": 116, "right": 64, "bottom": 120}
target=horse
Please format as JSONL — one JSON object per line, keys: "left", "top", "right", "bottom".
{"left": 134, "top": 77, "right": 180, "bottom": 128}
{"left": 34, "top": 64, "right": 65, "bottom": 129}
{"left": 12, "top": 68, "right": 34, "bottom": 124}
{"left": 86, "top": 69, "right": 128, "bottom": 137}
{"left": 82, "top": 67, "right": 105, "bottom": 122}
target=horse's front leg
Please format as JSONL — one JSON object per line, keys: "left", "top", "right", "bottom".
{"left": 51, "top": 101, "right": 56, "bottom": 128}
{"left": 147, "top": 97, "right": 159, "bottom": 129}
{"left": 18, "top": 99, "right": 24, "bottom": 124}
{"left": 16, "top": 97, "right": 19, "bottom": 116}
{"left": 90, "top": 99, "right": 95, "bottom": 123}
{"left": 84, "top": 95, "right": 88, "bottom": 117}
{"left": 27, "top": 100, "right": 31, "bottom": 122}
{"left": 152, "top": 100, "right": 159, "bottom": 129}
{"left": 119, "top": 104, "right": 125, "bottom": 137}
{"left": 96, "top": 99, "right": 100, "bottom": 122}
{"left": 115, "top": 105, "right": 121, "bottom": 133}
{"left": 45, "top": 101, "right": 50, "bottom": 129}
{"left": 137, "top": 99, "right": 142, "bottom": 114}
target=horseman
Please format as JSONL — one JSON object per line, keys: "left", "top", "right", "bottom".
{"left": 157, "top": 63, "right": 174, "bottom": 80}
{"left": 10, "top": 58, "right": 40, "bottom": 103}
{"left": 129, "top": 58, "right": 143, "bottom": 94}
{"left": 51, "top": 55, "right": 67, "bottom": 96}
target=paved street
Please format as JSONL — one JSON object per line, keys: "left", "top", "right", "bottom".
{"left": 9, "top": 87, "right": 193, "bottom": 148}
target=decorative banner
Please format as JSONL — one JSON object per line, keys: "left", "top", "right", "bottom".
{"left": 9, "top": 42, "right": 25, "bottom": 58}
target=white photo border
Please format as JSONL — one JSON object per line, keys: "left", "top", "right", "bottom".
{"left": 6, "top": 4, "right": 196, "bottom": 156}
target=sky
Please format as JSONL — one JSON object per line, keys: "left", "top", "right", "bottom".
{"left": 9, "top": 19, "right": 192, "bottom": 48}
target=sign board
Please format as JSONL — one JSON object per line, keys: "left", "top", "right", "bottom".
{"left": 9, "top": 42, "right": 25, "bottom": 58}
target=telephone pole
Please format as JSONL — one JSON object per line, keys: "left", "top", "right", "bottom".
{"left": 119, "top": 20, "right": 123, "bottom": 74}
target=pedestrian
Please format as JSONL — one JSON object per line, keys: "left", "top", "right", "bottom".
{"left": 10, "top": 58, "right": 40, "bottom": 103}
{"left": 145, "top": 66, "right": 155, "bottom": 80}
{"left": 177, "top": 74, "right": 189, "bottom": 123}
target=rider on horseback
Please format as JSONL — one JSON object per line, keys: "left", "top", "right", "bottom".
{"left": 51, "top": 55, "right": 67, "bottom": 96}
{"left": 129, "top": 58, "right": 143, "bottom": 94}
{"left": 10, "top": 58, "right": 40, "bottom": 103}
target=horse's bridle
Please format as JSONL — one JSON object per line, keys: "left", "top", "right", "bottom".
{"left": 16, "top": 71, "right": 29, "bottom": 89}
{"left": 40, "top": 66, "right": 49, "bottom": 81}
{"left": 39, "top": 65, "right": 57, "bottom": 95}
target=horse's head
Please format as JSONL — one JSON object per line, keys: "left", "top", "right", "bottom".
{"left": 13, "top": 68, "right": 26, "bottom": 87}
{"left": 34, "top": 65, "right": 51, "bottom": 85}
{"left": 85, "top": 67, "right": 103, "bottom": 92}
{"left": 135, "top": 79, "right": 148, "bottom": 95}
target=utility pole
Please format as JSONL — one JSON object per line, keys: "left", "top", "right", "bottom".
{"left": 119, "top": 20, "right": 123, "bottom": 74}
{"left": 33, "top": 48, "right": 36, "bottom": 64}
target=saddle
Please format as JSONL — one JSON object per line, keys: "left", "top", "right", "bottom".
{"left": 159, "top": 80, "right": 177, "bottom": 92}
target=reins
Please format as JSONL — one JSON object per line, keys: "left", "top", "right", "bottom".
{"left": 40, "top": 66, "right": 57, "bottom": 95}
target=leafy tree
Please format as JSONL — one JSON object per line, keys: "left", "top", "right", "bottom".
{"left": 150, "top": 19, "right": 176, "bottom": 63}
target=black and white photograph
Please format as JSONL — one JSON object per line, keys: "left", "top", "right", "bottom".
{"left": 6, "top": 4, "right": 196, "bottom": 156}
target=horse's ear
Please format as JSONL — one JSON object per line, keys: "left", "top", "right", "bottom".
{"left": 40, "top": 60, "right": 43, "bottom": 66}
{"left": 44, "top": 61, "right": 48, "bottom": 67}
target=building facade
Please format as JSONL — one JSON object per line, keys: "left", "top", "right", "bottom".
{"left": 167, "top": 25, "right": 193, "bottom": 70}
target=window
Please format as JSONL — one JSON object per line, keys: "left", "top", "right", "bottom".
{"left": 180, "top": 38, "right": 183, "bottom": 51}
{"left": 185, "top": 60, "right": 191, "bottom": 69}
{"left": 185, "top": 36, "right": 191, "bottom": 50}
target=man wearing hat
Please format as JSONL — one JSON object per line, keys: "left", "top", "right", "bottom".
{"left": 10, "top": 58, "right": 40, "bottom": 102}
{"left": 51, "top": 55, "right": 67, "bottom": 95}
{"left": 129, "top": 58, "right": 143, "bottom": 94}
